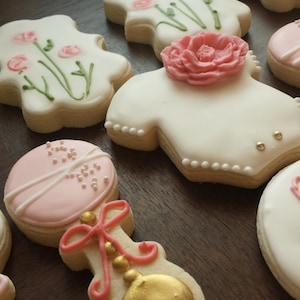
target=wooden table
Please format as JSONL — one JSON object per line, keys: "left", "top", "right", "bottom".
{"left": 0, "top": 1, "right": 299, "bottom": 299}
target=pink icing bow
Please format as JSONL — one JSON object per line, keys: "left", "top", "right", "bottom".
{"left": 60, "top": 200, "right": 158, "bottom": 299}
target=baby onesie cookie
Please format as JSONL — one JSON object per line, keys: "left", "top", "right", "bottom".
{"left": 105, "top": 32, "right": 300, "bottom": 188}
{"left": 4, "top": 140, "right": 118, "bottom": 247}
{"left": 268, "top": 20, "right": 300, "bottom": 88}
{"left": 59, "top": 200, "right": 205, "bottom": 299}
{"left": 260, "top": 0, "right": 300, "bottom": 12}
{"left": 103, "top": 0, "right": 251, "bottom": 60}
{"left": 0, "top": 15, "right": 132, "bottom": 133}
{"left": 257, "top": 160, "right": 300, "bottom": 298}
{"left": 0, "top": 211, "right": 15, "bottom": 300}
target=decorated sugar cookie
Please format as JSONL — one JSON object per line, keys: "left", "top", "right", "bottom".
{"left": 103, "top": 0, "right": 251, "bottom": 60}
{"left": 0, "top": 211, "right": 15, "bottom": 300}
{"left": 59, "top": 200, "right": 204, "bottom": 299}
{"left": 260, "top": 0, "right": 300, "bottom": 12}
{"left": 268, "top": 20, "right": 300, "bottom": 88}
{"left": 257, "top": 160, "right": 300, "bottom": 298}
{"left": 0, "top": 15, "right": 132, "bottom": 133}
{"left": 105, "top": 32, "right": 300, "bottom": 188}
{"left": 4, "top": 140, "right": 119, "bottom": 247}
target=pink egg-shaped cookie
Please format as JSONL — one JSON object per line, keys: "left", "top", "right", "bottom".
{"left": 4, "top": 140, "right": 119, "bottom": 247}
{"left": 268, "top": 20, "right": 300, "bottom": 88}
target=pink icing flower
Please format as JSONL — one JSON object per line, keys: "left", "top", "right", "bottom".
{"left": 132, "top": 0, "right": 153, "bottom": 10}
{"left": 7, "top": 54, "right": 30, "bottom": 71}
{"left": 13, "top": 31, "right": 37, "bottom": 43}
{"left": 59, "top": 45, "right": 82, "bottom": 58}
{"left": 160, "top": 32, "right": 249, "bottom": 86}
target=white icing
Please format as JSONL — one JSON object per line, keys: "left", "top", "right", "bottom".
{"left": 0, "top": 15, "right": 131, "bottom": 132}
{"left": 103, "top": 0, "right": 251, "bottom": 58}
{"left": 105, "top": 51, "right": 300, "bottom": 186}
{"left": 258, "top": 160, "right": 300, "bottom": 298}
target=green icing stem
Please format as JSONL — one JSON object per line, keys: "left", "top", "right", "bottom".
{"left": 155, "top": 4, "right": 187, "bottom": 31}
{"left": 154, "top": 0, "right": 221, "bottom": 32}
{"left": 204, "top": 1, "right": 221, "bottom": 30}
{"left": 171, "top": 0, "right": 206, "bottom": 29}
{"left": 23, "top": 75, "right": 55, "bottom": 101}
{"left": 21, "top": 39, "right": 94, "bottom": 101}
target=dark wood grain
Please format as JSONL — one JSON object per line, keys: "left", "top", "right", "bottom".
{"left": 0, "top": 1, "right": 299, "bottom": 299}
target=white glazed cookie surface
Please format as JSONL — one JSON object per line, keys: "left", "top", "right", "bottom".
{"left": 103, "top": 0, "right": 251, "bottom": 59}
{"left": 0, "top": 15, "right": 132, "bottom": 133}
{"left": 105, "top": 50, "right": 300, "bottom": 188}
{"left": 257, "top": 160, "right": 300, "bottom": 299}
{"left": 0, "top": 211, "right": 15, "bottom": 300}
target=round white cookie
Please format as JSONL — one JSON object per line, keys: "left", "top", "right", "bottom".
{"left": 257, "top": 160, "right": 300, "bottom": 298}
{"left": 0, "top": 211, "right": 15, "bottom": 300}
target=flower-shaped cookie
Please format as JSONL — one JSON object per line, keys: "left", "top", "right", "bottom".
{"left": 105, "top": 32, "right": 300, "bottom": 188}
{"left": 103, "top": 0, "right": 251, "bottom": 60}
{"left": 0, "top": 15, "right": 132, "bottom": 133}
{"left": 260, "top": 0, "right": 300, "bottom": 12}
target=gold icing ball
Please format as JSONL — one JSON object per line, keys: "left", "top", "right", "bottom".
{"left": 122, "top": 271, "right": 194, "bottom": 300}
{"left": 256, "top": 142, "right": 265, "bottom": 151}
{"left": 105, "top": 241, "right": 117, "bottom": 257}
{"left": 273, "top": 131, "right": 283, "bottom": 140}
{"left": 112, "top": 255, "right": 130, "bottom": 272}
{"left": 80, "top": 211, "right": 97, "bottom": 226}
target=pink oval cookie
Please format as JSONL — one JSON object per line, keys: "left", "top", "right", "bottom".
{"left": 4, "top": 139, "right": 119, "bottom": 247}
{"left": 268, "top": 20, "right": 300, "bottom": 88}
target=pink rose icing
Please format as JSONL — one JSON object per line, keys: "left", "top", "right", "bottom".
{"left": 59, "top": 45, "right": 82, "bottom": 58}
{"left": 132, "top": 0, "right": 154, "bottom": 10}
{"left": 7, "top": 54, "right": 30, "bottom": 71}
{"left": 160, "top": 32, "right": 248, "bottom": 85}
{"left": 4, "top": 140, "right": 116, "bottom": 227}
{"left": 13, "top": 31, "right": 37, "bottom": 43}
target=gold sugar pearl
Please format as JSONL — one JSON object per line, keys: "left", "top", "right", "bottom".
{"left": 105, "top": 242, "right": 117, "bottom": 257}
{"left": 273, "top": 131, "right": 283, "bottom": 140}
{"left": 80, "top": 211, "right": 97, "bottom": 226}
{"left": 256, "top": 142, "right": 265, "bottom": 151}
{"left": 112, "top": 255, "right": 130, "bottom": 272}
{"left": 123, "top": 269, "right": 140, "bottom": 284}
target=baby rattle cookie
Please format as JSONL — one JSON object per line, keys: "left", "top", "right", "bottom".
{"left": 4, "top": 139, "right": 118, "bottom": 247}
{"left": 105, "top": 32, "right": 300, "bottom": 188}
{"left": 103, "top": 0, "right": 251, "bottom": 60}
{"left": 0, "top": 211, "right": 15, "bottom": 300}
{"left": 257, "top": 160, "right": 300, "bottom": 298}
{"left": 0, "top": 15, "right": 132, "bottom": 133}
{"left": 260, "top": 0, "right": 300, "bottom": 12}
{"left": 59, "top": 200, "right": 205, "bottom": 299}
{"left": 267, "top": 20, "right": 300, "bottom": 88}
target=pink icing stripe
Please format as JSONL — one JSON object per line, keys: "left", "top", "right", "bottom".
{"left": 60, "top": 200, "right": 158, "bottom": 299}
